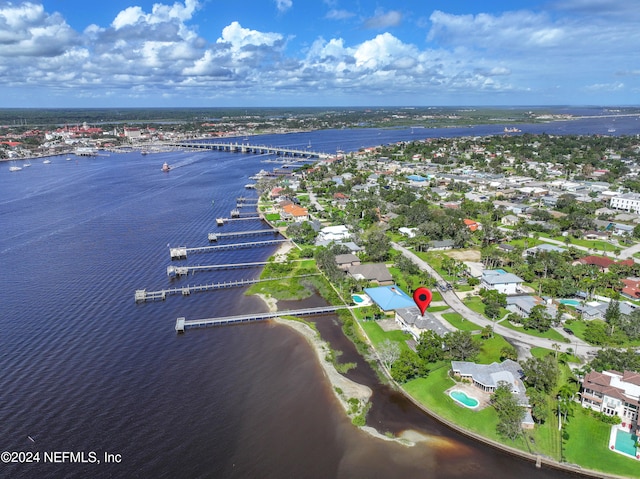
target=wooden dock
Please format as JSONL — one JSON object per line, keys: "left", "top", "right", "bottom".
{"left": 208, "top": 229, "right": 277, "bottom": 242}
{"left": 166, "top": 261, "right": 268, "bottom": 277}
{"left": 170, "top": 239, "right": 289, "bottom": 259}
{"left": 136, "top": 274, "right": 319, "bottom": 302}
{"left": 216, "top": 216, "right": 263, "bottom": 225}
{"left": 175, "top": 305, "right": 350, "bottom": 332}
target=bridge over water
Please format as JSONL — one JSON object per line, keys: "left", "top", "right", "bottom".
{"left": 170, "top": 140, "right": 329, "bottom": 159}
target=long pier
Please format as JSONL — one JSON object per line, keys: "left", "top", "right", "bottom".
{"left": 136, "top": 274, "right": 319, "bottom": 302}
{"left": 216, "top": 216, "right": 262, "bottom": 225}
{"left": 167, "top": 261, "right": 268, "bottom": 277}
{"left": 170, "top": 140, "right": 328, "bottom": 159}
{"left": 170, "top": 239, "right": 289, "bottom": 260}
{"left": 208, "top": 229, "right": 278, "bottom": 242}
{"left": 175, "top": 305, "right": 350, "bottom": 332}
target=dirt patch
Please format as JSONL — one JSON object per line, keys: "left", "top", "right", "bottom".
{"left": 445, "top": 249, "right": 481, "bottom": 262}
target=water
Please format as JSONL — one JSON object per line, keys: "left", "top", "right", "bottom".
{"left": 614, "top": 429, "right": 638, "bottom": 457}
{"left": 0, "top": 119, "right": 628, "bottom": 478}
{"left": 450, "top": 391, "right": 480, "bottom": 408}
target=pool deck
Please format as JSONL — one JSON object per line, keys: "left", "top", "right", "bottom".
{"left": 609, "top": 425, "right": 639, "bottom": 460}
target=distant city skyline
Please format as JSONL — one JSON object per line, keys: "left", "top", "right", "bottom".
{"left": 1, "top": 0, "right": 639, "bottom": 108}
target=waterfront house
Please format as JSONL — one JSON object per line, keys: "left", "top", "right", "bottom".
{"left": 395, "top": 307, "right": 451, "bottom": 340}
{"left": 581, "top": 370, "right": 640, "bottom": 433}
{"left": 450, "top": 360, "right": 533, "bottom": 428}
{"left": 364, "top": 285, "right": 416, "bottom": 311}
{"left": 334, "top": 254, "right": 361, "bottom": 271}
{"left": 348, "top": 264, "right": 393, "bottom": 286}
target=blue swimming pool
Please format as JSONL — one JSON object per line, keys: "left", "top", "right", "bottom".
{"left": 614, "top": 429, "right": 638, "bottom": 457}
{"left": 449, "top": 390, "right": 479, "bottom": 408}
{"left": 352, "top": 295, "right": 364, "bottom": 303}
{"left": 559, "top": 299, "right": 581, "bottom": 306}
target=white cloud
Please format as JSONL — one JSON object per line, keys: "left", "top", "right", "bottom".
{"left": 0, "top": 2, "right": 76, "bottom": 56}
{"left": 325, "top": 9, "right": 354, "bottom": 21}
{"left": 275, "top": 0, "right": 292, "bottom": 13}
{"left": 363, "top": 9, "right": 402, "bottom": 29}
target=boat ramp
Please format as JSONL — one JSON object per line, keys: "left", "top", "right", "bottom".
{"left": 175, "top": 305, "right": 351, "bottom": 333}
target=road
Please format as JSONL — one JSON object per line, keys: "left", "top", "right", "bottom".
{"left": 391, "top": 242, "right": 598, "bottom": 360}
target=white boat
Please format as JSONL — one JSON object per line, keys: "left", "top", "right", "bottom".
{"left": 9, "top": 164, "right": 22, "bottom": 172}
{"left": 66, "top": 157, "right": 72, "bottom": 161}
{"left": 24, "top": 160, "right": 31, "bottom": 167}
{"left": 43, "top": 159, "right": 52, "bottom": 164}
{"left": 162, "top": 162, "right": 170, "bottom": 172}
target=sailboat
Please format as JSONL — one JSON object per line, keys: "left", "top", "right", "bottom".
{"left": 9, "top": 161, "right": 22, "bottom": 172}
{"left": 24, "top": 160, "right": 32, "bottom": 167}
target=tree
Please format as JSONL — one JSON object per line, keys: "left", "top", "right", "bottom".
{"left": 378, "top": 339, "right": 401, "bottom": 371}
{"left": 604, "top": 299, "right": 621, "bottom": 336}
{"left": 527, "top": 388, "right": 549, "bottom": 424}
{"left": 521, "top": 355, "right": 559, "bottom": 394}
{"left": 359, "top": 225, "right": 391, "bottom": 262}
{"left": 390, "top": 349, "right": 429, "bottom": 383}
{"left": 416, "top": 330, "right": 445, "bottom": 363}
{"left": 523, "top": 304, "right": 553, "bottom": 332}
{"left": 491, "top": 382, "right": 524, "bottom": 440}
{"left": 443, "top": 330, "right": 480, "bottom": 361}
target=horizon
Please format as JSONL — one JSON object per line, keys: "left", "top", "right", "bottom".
{"left": 1, "top": 1, "right": 639, "bottom": 108}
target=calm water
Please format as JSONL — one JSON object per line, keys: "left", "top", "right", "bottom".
{"left": 1, "top": 118, "right": 632, "bottom": 478}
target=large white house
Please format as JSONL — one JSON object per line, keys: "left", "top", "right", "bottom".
{"left": 481, "top": 270, "right": 524, "bottom": 295}
{"left": 610, "top": 193, "right": 640, "bottom": 214}
{"left": 581, "top": 370, "right": 640, "bottom": 433}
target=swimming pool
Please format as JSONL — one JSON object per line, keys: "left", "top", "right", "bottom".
{"left": 449, "top": 390, "right": 479, "bottom": 408}
{"left": 614, "top": 429, "right": 638, "bottom": 457}
{"left": 559, "top": 299, "right": 581, "bottom": 307}
{"left": 352, "top": 295, "right": 364, "bottom": 303}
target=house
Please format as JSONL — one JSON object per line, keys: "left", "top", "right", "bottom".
{"left": 334, "top": 254, "right": 360, "bottom": 271}
{"left": 281, "top": 204, "right": 309, "bottom": 222}
{"left": 621, "top": 278, "right": 640, "bottom": 300}
{"left": 501, "top": 215, "right": 519, "bottom": 226}
{"left": 481, "top": 270, "right": 524, "bottom": 295}
{"left": 395, "top": 307, "right": 451, "bottom": 340}
{"left": 399, "top": 227, "right": 417, "bottom": 238}
{"left": 451, "top": 360, "right": 533, "bottom": 428}
{"left": 576, "top": 300, "right": 637, "bottom": 320}
{"left": 316, "top": 225, "right": 351, "bottom": 244}
{"left": 581, "top": 370, "right": 640, "bottom": 433}
{"left": 506, "top": 295, "right": 557, "bottom": 318}
{"left": 574, "top": 255, "right": 634, "bottom": 273}
{"left": 523, "top": 244, "right": 566, "bottom": 257}
{"left": 364, "top": 285, "right": 416, "bottom": 311}
{"left": 428, "top": 239, "right": 456, "bottom": 251}
{"left": 348, "top": 264, "right": 393, "bottom": 285}
{"left": 463, "top": 218, "right": 480, "bottom": 231}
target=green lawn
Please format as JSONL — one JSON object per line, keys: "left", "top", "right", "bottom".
{"left": 498, "top": 319, "right": 567, "bottom": 342}
{"left": 475, "top": 334, "right": 512, "bottom": 364}
{"left": 441, "top": 312, "right": 481, "bottom": 332}
{"left": 563, "top": 408, "right": 640, "bottom": 478}
{"left": 358, "top": 319, "right": 413, "bottom": 352}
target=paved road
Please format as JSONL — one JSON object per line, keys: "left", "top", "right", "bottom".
{"left": 391, "top": 242, "right": 598, "bottom": 360}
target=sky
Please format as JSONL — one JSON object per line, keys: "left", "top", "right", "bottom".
{"left": 0, "top": 0, "right": 639, "bottom": 108}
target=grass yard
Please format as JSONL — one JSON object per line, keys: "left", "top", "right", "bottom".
{"left": 441, "top": 312, "right": 481, "bottom": 332}
{"left": 563, "top": 408, "right": 640, "bottom": 478}
{"left": 475, "top": 335, "right": 512, "bottom": 364}
{"left": 357, "top": 319, "right": 412, "bottom": 352}
{"left": 498, "top": 319, "right": 567, "bottom": 342}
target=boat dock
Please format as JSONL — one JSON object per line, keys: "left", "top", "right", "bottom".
{"left": 175, "top": 305, "right": 350, "bottom": 332}
{"left": 136, "top": 274, "right": 319, "bottom": 302}
{"left": 216, "top": 216, "right": 262, "bottom": 225}
{"left": 170, "top": 239, "right": 289, "bottom": 260}
{"left": 208, "top": 229, "right": 277, "bottom": 242}
{"left": 166, "top": 261, "right": 268, "bottom": 277}
{"left": 230, "top": 208, "right": 260, "bottom": 218}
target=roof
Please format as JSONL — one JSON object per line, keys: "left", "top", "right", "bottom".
{"left": 395, "top": 307, "right": 450, "bottom": 336}
{"left": 482, "top": 271, "right": 524, "bottom": 285}
{"left": 364, "top": 285, "right": 416, "bottom": 311}
{"left": 334, "top": 253, "right": 359, "bottom": 265}
{"left": 451, "top": 359, "right": 529, "bottom": 405}
{"left": 349, "top": 264, "right": 392, "bottom": 283}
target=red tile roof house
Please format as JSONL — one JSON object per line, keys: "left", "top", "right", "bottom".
{"left": 581, "top": 370, "right": 640, "bottom": 435}
{"left": 573, "top": 256, "right": 634, "bottom": 273}
{"left": 621, "top": 278, "right": 640, "bottom": 300}
{"left": 463, "top": 218, "right": 481, "bottom": 231}
{"left": 270, "top": 187, "right": 284, "bottom": 199}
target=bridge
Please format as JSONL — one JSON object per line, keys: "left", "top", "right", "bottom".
{"left": 175, "top": 305, "right": 351, "bottom": 332}
{"left": 170, "top": 140, "right": 329, "bottom": 159}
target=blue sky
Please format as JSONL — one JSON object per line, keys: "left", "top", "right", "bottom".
{"left": 1, "top": 0, "right": 638, "bottom": 107}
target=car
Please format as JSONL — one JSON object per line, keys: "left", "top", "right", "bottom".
{"left": 563, "top": 327, "right": 574, "bottom": 335}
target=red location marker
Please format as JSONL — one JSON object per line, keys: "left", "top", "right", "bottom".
{"left": 413, "top": 287, "right": 432, "bottom": 315}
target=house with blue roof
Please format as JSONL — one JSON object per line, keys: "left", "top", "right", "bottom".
{"left": 364, "top": 285, "right": 416, "bottom": 311}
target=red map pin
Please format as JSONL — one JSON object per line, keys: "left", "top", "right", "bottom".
{"left": 413, "top": 287, "right": 432, "bottom": 315}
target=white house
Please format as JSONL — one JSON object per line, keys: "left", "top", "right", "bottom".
{"left": 316, "top": 225, "right": 351, "bottom": 243}
{"left": 581, "top": 370, "right": 640, "bottom": 433}
{"left": 611, "top": 193, "right": 640, "bottom": 214}
{"left": 481, "top": 270, "right": 524, "bottom": 295}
